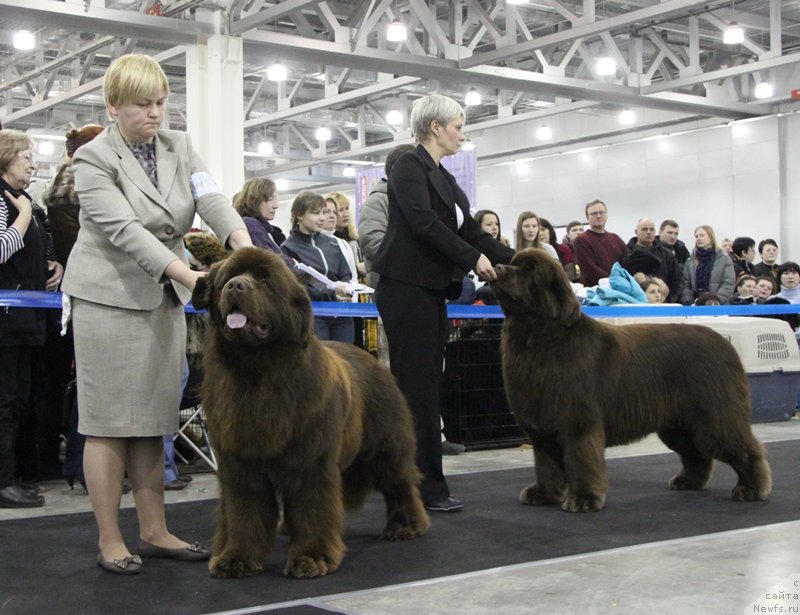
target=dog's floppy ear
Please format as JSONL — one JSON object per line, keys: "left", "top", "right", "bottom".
{"left": 191, "top": 269, "right": 214, "bottom": 311}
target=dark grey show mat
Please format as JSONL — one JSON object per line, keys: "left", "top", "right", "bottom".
{"left": 1, "top": 441, "right": 797, "bottom": 615}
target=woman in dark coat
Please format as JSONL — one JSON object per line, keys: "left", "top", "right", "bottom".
{"left": 373, "top": 93, "right": 515, "bottom": 513}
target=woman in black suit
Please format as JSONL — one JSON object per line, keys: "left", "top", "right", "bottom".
{"left": 373, "top": 93, "right": 514, "bottom": 512}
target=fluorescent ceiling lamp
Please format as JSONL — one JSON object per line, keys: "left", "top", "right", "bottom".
{"left": 386, "top": 19, "right": 407, "bottom": 42}
{"left": 257, "top": 141, "right": 274, "bottom": 156}
{"left": 461, "top": 141, "right": 476, "bottom": 151}
{"left": 464, "top": 88, "right": 482, "bottom": 106}
{"left": 13, "top": 30, "right": 35, "bottom": 51}
{"left": 37, "top": 141, "right": 55, "bottom": 156}
{"left": 754, "top": 82, "right": 773, "bottom": 99}
{"left": 595, "top": 57, "right": 616, "bottom": 76}
{"left": 275, "top": 178, "right": 289, "bottom": 191}
{"left": 723, "top": 22, "right": 745, "bottom": 45}
{"left": 507, "top": 0, "right": 528, "bottom": 4}
{"left": 342, "top": 166, "right": 356, "bottom": 178}
{"left": 315, "top": 127, "right": 332, "bottom": 142}
{"left": 618, "top": 109, "right": 636, "bottom": 125}
{"left": 386, "top": 109, "right": 403, "bottom": 126}
{"left": 267, "top": 62, "right": 287, "bottom": 82}
{"left": 536, "top": 125, "right": 553, "bottom": 141}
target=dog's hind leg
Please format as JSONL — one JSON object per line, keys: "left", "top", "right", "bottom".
{"left": 718, "top": 437, "right": 772, "bottom": 501}
{"left": 658, "top": 428, "right": 714, "bottom": 491}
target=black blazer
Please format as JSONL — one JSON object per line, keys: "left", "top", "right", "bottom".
{"left": 373, "top": 145, "right": 514, "bottom": 292}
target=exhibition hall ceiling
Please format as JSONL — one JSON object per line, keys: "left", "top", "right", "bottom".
{"left": 1, "top": 0, "right": 799, "bottom": 188}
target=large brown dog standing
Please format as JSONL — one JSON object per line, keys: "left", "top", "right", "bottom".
{"left": 192, "top": 248, "right": 429, "bottom": 579}
{"left": 491, "top": 249, "right": 771, "bottom": 512}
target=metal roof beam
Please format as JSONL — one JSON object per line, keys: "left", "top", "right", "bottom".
{"left": 230, "top": 0, "right": 323, "bottom": 36}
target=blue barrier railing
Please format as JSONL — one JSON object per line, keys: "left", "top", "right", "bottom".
{"left": 2, "top": 290, "right": 800, "bottom": 319}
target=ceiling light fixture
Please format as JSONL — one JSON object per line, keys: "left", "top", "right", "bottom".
{"left": 342, "top": 166, "right": 356, "bottom": 178}
{"left": 618, "top": 109, "right": 636, "bottom": 125}
{"left": 754, "top": 82, "right": 773, "bottom": 99}
{"left": 386, "top": 19, "right": 407, "bottom": 42}
{"left": 507, "top": 0, "right": 528, "bottom": 4}
{"left": 315, "top": 127, "right": 332, "bottom": 142}
{"left": 275, "top": 178, "right": 289, "bottom": 191}
{"left": 461, "top": 140, "right": 476, "bottom": 151}
{"left": 267, "top": 62, "right": 287, "bottom": 82}
{"left": 536, "top": 125, "right": 553, "bottom": 141}
{"left": 595, "top": 57, "right": 616, "bottom": 76}
{"left": 464, "top": 88, "right": 482, "bottom": 106}
{"left": 13, "top": 30, "right": 35, "bottom": 51}
{"left": 257, "top": 141, "right": 274, "bottom": 156}
{"left": 386, "top": 109, "right": 403, "bottom": 126}
{"left": 37, "top": 141, "right": 55, "bottom": 156}
{"left": 723, "top": 22, "right": 744, "bottom": 45}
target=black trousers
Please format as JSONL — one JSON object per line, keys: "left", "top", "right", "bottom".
{"left": 0, "top": 345, "right": 32, "bottom": 488}
{"left": 375, "top": 277, "right": 450, "bottom": 502}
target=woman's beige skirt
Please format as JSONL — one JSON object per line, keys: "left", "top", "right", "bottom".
{"left": 72, "top": 288, "right": 186, "bottom": 437}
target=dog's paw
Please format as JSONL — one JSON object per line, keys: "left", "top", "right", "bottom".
{"left": 283, "top": 555, "right": 335, "bottom": 579}
{"left": 560, "top": 492, "right": 604, "bottom": 513}
{"left": 380, "top": 519, "right": 429, "bottom": 541}
{"left": 209, "top": 555, "right": 264, "bottom": 579}
{"left": 519, "top": 483, "right": 559, "bottom": 506}
{"left": 669, "top": 474, "right": 704, "bottom": 491}
{"left": 731, "top": 485, "right": 768, "bottom": 502}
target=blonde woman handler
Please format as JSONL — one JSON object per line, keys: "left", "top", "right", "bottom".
{"left": 62, "top": 54, "right": 252, "bottom": 575}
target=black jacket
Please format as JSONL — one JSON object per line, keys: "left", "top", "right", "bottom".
{"left": 374, "top": 145, "right": 514, "bottom": 294}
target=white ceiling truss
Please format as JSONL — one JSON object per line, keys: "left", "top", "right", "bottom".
{"left": 1, "top": 0, "right": 799, "bottom": 187}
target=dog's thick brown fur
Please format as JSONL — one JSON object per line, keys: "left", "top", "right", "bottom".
{"left": 192, "top": 248, "right": 429, "bottom": 579}
{"left": 491, "top": 249, "right": 772, "bottom": 513}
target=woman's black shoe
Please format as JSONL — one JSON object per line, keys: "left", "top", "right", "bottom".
{"left": 0, "top": 484, "right": 45, "bottom": 508}
{"left": 424, "top": 496, "right": 463, "bottom": 512}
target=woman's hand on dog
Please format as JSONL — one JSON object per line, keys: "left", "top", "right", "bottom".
{"left": 474, "top": 253, "right": 497, "bottom": 282}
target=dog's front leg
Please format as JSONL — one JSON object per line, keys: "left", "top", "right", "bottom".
{"left": 519, "top": 441, "right": 566, "bottom": 506}
{"left": 209, "top": 454, "right": 278, "bottom": 578}
{"left": 560, "top": 432, "right": 608, "bottom": 512}
{"left": 281, "top": 464, "right": 346, "bottom": 579}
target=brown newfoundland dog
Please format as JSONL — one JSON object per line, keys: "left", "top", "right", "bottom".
{"left": 491, "top": 248, "right": 771, "bottom": 512}
{"left": 192, "top": 248, "right": 429, "bottom": 579}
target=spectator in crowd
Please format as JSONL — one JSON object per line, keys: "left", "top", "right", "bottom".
{"left": 755, "top": 275, "right": 778, "bottom": 300}
{"left": 620, "top": 218, "right": 682, "bottom": 302}
{"left": 358, "top": 144, "right": 415, "bottom": 288}
{"left": 326, "top": 191, "right": 365, "bottom": 282}
{"left": 752, "top": 239, "right": 779, "bottom": 279}
{"left": 539, "top": 217, "right": 578, "bottom": 282}
{"left": 281, "top": 192, "right": 354, "bottom": 342}
{"left": 721, "top": 237, "right": 733, "bottom": 255}
{"left": 572, "top": 199, "right": 627, "bottom": 287}
{"left": 729, "top": 275, "right": 759, "bottom": 305}
{"left": 514, "top": 211, "right": 558, "bottom": 260}
{"left": 322, "top": 197, "right": 359, "bottom": 282}
{"left": 0, "top": 130, "right": 63, "bottom": 508}
{"left": 562, "top": 220, "right": 583, "bottom": 251}
{"left": 730, "top": 236, "right": 757, "bottom": 279}
{"left": 475, "top": 209, "right": 511, "bottom": 248}
{"left": 694, "top": 292, "right": 721, "bottom": 306}
{"left": 772, "top": 262, "right": 800, "bottom": 304}
{"left": 639, "top": 277, "right": 663, "bottom": 304}
{"left": 61, "top": 54, "right": 252, "bottom": 573}
{"left": 232, "top": 178, "right": 293, "bottom": 269}
{"left": 657, "top": 219, "right": 690, "bottom": 266}
{"left": 680, "top": 225, "right": 736, "bottom": 305}
{"left": 372, "top": 92, "right": 514, "bottom": 513}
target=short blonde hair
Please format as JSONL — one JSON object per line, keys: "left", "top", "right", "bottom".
{"left": 0, "top": 130, "right": 34, "bottom": 175}
{"left": 410, "top": 93, "right": 465, "bottom": 143}
{"left": 104, "top": 54, "right": 169, "bottom": 108}
{"left": 325, "top": 191, "right": 358, "bottom": 240}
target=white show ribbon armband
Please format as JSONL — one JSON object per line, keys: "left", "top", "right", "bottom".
{"left": 190, "top": 172, "right": 222, "bottom": 200}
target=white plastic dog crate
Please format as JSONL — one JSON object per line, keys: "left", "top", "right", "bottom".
{"left": 600, "top": 315, "right": 800, "bottom": 423}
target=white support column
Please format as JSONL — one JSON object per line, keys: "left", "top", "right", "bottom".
{"left": 185, "top": 35, "right": 245, "bottom": 201}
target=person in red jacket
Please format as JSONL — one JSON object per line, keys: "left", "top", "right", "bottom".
{"left": 573, "top": 199, "right": 627, "bottom": 286}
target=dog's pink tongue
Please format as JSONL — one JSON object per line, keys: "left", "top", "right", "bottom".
{"left": 226, "top": 311, "right": 247, "bottom": 329}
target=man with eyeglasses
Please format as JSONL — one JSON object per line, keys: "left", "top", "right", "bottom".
{"left": 572, "top": 199, "right": 627, "bottom": 287}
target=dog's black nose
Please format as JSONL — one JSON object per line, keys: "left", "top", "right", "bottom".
{"left": 225, "top": 277, "right": 248, "bottom": 293}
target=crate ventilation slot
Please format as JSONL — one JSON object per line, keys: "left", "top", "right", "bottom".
{"left": 757, "top": 333, "right": 791, "bottom": 360}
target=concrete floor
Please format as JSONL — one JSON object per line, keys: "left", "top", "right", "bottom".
{"left": 3, "top": 420, "right": 799, "bottom": 615}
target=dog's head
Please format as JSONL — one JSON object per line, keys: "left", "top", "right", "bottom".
{"left": 491, "top": 248, "right": 581, "bottom": 325}
{"left": 192, "top": 248, "right": 313, "bottom": 347}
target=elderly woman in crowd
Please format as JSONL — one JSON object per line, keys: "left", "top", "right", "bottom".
{"left": 61, "top": 54, "right": 251, "bottom": 574}
{"left": 372, "top": 93, "right": 514, "bottom": 513}
{"left": 0, "top": 130, "right": 63, "bottom": 509}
